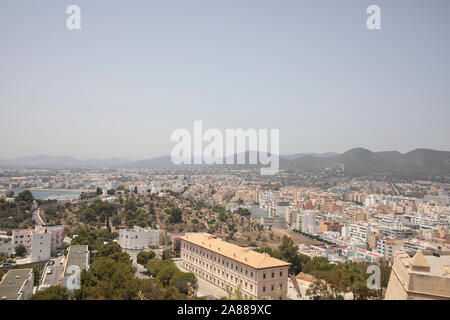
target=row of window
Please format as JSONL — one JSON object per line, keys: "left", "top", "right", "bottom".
{"left": 182, "top": 261, "right": 284, "bottom": 297}
{"left": 182, "top": 251, "right": 256, "bottom": 280}
{"left": 182, "top": 261, "right": 255, "bottom": 295}
{"left": 182, "top": 249, "right": 284, "bottom": 281}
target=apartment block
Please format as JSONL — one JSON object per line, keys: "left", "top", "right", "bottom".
{"left": 61, "top": 245, "right": 90, "bottom": 291}
{"left": 0, "top": 269, "right": 34, "bottom": 300}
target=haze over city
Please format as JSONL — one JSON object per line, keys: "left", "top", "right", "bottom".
{"left": 1, "top": 0, "right": 450, "bottom": 160}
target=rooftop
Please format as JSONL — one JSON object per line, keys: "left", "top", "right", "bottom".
{"left": 180, "top": 233, "right": 291, "bottom": 270}
{"left": 63, "top": 245, "right": 89, "bottom": 278}
{"left": 0, "top": 269, "right": 33, "bottom": 300}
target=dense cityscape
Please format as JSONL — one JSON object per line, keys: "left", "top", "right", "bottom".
{"left": 1, "top": 1, "right": 449, "bottom": 315}
{"left": 1, "top": 159, "right": 449, "bottom": 300}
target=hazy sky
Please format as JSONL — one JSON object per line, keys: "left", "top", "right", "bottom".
{"left": 1, "top": 0, "right": 449, "bottom": 160}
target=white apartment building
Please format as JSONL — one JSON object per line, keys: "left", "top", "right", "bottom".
{"left": 0, "top": 242, "right": 14, "bottom": 256}
{"left": 118, "top": 226, "right": 166, "bottom": 250}
{"left": 0, "top": 269, "right": 34, "bottom": 300}
{"left": 12, "top": 229, "right": 33, "bottom": 253}
{"left": 296, "top": 211, "right": 314, "bottom": 233}
{"left": 404, "top": 212, "right": 450, "bottom": 230}
{"left": 12, "top": 225, "right": 63, "bottom": 261}
{"left": 378, "top": 225, "right": 414, "bottom": 239}
{"left": 349, "top": 222, "right": 371, "bottom": 244}
{"left": 34, "top": 224, "right": 64, "bottom": 254}
{"left": 61, "top": 245, "right": 90, "bottom": 291}
{"left": 376, "top": 238, "right": 404, "bottom": 262}
{"left": 180, "top": 233, "right": 291, "bottom": 299}
{"left": 30, "top": 232, "right": 51, "bottom": 262}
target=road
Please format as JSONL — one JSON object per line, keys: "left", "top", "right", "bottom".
{"left": 39, "top": 256, "right": 64, "bottom": 290}
{"left": 32, "top": 208, "right": 45, "bottom": 225}
{"left": 124, "top": 249, "right": 150, "bottom": 279}
{"left": 173, "top": 259, "right": 227, "bottom": 299}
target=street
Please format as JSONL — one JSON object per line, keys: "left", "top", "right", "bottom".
{"left": 173, "top": 259, "right": 227, "bottom": 299}
{"left": 32, "top": 208, "right": 45, "bottom": 225}
{"left": 124, "top": 249, "right": 150, "bottom": 279}
{"left": 39, "top": 255, "right": 64, "bottom": 290}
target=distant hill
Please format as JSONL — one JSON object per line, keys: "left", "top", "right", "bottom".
{"left": 125, "top": 155, "right": 178, "bottom": 169}
{"left": 1, "top": 148, "right": 449, "bottom": 177}
{"left": 0, "top": 155, "right": 83, "bottom": 168}
{"left": 83, "top": 158, "right": 132, "bottom": 168}
{"left": 282, "top": 152, "right": 339, "bottom": 160}
{"left": 0, "top": 155, "right": 130, "bottom": 169}
{"left": 281, "top": 148, "right": 450, "bottom": 177}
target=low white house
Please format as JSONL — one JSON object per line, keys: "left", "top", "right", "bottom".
{"left": 118, "top": 226, "right": 166, "bottom": 250}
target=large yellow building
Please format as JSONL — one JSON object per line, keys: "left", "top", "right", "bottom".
{"left": 180, "top": 233, "right": 291, "bottom": 299}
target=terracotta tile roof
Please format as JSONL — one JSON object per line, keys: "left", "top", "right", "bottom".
{"left": 296, "top": 272, "right": 317, "bottom": 283}
{"left": 180, "top": 233, "right": 291, "bottom": 270}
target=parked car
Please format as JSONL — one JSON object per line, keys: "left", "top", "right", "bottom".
{"left": 6, "top": 259, "right": 16, "bottom": 264}
{"left": 46, "top": 268, "right": 52, "bottom": 274}
{"left": 48, "top": 260, "right": 55, "bottom": 266}
{"left": 1, "top": 263, "right": 12, "bottom": 267}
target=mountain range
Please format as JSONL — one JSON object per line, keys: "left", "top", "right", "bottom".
{"left": 1, "top": 148, "right": 450, "bottom": 177}
{"left": 281, "top": 148, "right": 450, "bottom": 177}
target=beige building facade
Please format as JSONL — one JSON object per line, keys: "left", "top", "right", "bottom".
{"left": 180, "top": 233, "right": 290, "bottom": 299}
{"left": 385, "top": 250, "right": 450, "bottom": 300}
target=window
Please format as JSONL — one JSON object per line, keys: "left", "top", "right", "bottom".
{"left": 263, "top": 274, "right": 266, "bottom": 279}
{"left": 280, "top": 271, "right": 283, "bottom": 277}
{"left": 263, "top": 287, "right": 266, "bottom": 292}
{"left": 271, "top": 272, "right": 274, "bottom": 278}
{"left": 271, "top": 285, "right": 274, "bottom": 291}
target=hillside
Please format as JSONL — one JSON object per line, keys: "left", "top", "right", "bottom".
{"left": 282, "top": 148, "right": 450, "bottom": 177}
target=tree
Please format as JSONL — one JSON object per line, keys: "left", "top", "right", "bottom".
{"left": 275, "top": 236, "right": 310, "bottom": 275}
{"left": 96, "top": 187, "right": 103, "bottom": 195}
{"left": 134, "top": 186, "right": 138, "bottom": 194}
{"left": 161, "top": 249, "right": 172, "bottom": 261}
{"left": 168, "top": 208, "right": 182, "bottom": 224}
{"left": 170, "top": 271, "right": 197, "bottom": 294}
{"left": 223, "top": 284, "right": 252, "bottom": 300}
{"left": 149, "top": 202, "right": 155, "bottom": 215}
{"left": 137, "top": 251, "right": 156, "bottom": 266}
{"left": 107, "top": 189, "right": 116, "bottom": 196}
{"left": 254, "top": 246, "right": 274, "bottom": 255}
{"left": 16, "top": 190, "right": 34, "bottom": 203}
{"left": 236, "top": 207, "right": 251, "bottom": 216}
{"left": 14, "top": 244, "right": 27, "bottom": 257}
{"left": 32, "top": 286, "right": 71, "bottom": 300}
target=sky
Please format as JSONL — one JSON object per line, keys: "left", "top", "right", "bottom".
{"left": 1, "top": 0, "right": 449, "bottom": 160}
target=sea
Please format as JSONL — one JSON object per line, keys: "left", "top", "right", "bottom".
{"left": 11, "top": 189, "right": 80, "bottom": 201}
